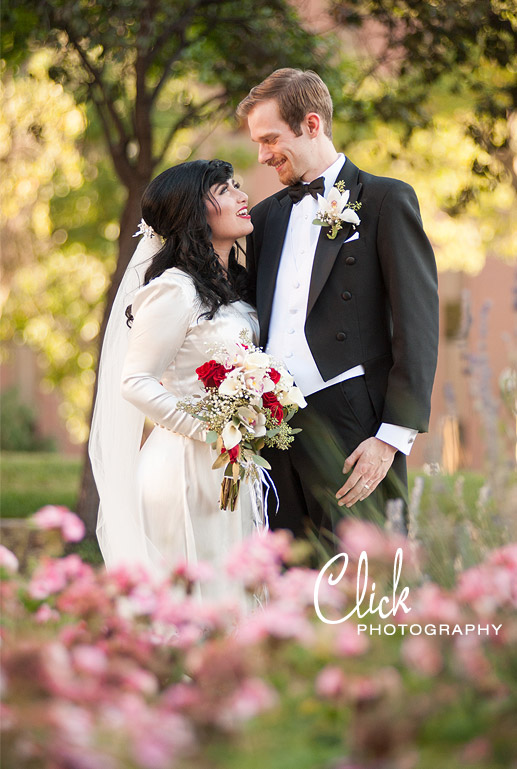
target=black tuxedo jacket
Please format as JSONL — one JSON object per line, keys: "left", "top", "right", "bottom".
{"left": 246, "top": 159, "right": 439, "bottom": 433}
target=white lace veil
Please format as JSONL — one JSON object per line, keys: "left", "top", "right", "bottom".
{"left": 88, "top": 229, "right": 163, "bottom": 573}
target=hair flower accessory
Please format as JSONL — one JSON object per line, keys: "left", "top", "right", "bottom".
{"left": 132, "top": 218, "right": 156, "bottom": 239}
{"left": 313, "top": 180, "right": 362, "bottom": 240}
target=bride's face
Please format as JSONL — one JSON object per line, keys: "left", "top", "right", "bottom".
{"left": 205, "top": 178, "right": 253, "bottom": 249}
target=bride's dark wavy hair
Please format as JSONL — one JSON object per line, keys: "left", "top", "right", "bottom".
{"left": 126, "top": 159, "right": 253, "bottom": 324}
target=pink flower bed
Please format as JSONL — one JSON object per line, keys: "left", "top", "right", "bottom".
{"left": 1, "top": 508, "right": 516, "bottom": 768}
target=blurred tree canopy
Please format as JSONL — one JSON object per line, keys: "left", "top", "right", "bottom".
{"left": 329, "top": 0, "right": 516, "bottom": 270}
{"left": 331, "top": 0, "right": 516, "bottom": 191}
{"left": 2, "top": 0, "right": 327, "bottom": 320}
{"left": 0, "top": 52, "right": 122, "bottom": 443}
{"left": 1, "top": 0, "right": 329, "bottom": 529}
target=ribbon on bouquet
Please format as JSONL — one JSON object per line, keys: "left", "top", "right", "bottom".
{"left": 249, "top": 466, "right": 279, "bottom": 533}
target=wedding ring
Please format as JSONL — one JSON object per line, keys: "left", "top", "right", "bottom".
{"left": 364, "top": 483, "right": 370, "bottom": 490}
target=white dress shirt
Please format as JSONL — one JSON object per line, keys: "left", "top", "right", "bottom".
{"left": 266, "top": 154, "right": 417, "bottom": 455}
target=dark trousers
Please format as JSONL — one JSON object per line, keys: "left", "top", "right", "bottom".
{"left": 263, "top": 376, "right": 408, "bottom": 545}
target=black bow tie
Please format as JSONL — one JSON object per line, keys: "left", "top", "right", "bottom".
{"left": 287, "top": 177, "right": 325, "bottom": 204}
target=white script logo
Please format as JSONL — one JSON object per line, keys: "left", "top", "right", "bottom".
{"left": 314, "top": 547, "right": 411, "bottom": 625}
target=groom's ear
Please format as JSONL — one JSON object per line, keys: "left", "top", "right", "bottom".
{"left": 305, "top": 112, "right": 322, "bottom": 137}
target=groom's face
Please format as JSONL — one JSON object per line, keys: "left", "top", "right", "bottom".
{"left": 247, "top": 99, "right": 314, "bottom": 186}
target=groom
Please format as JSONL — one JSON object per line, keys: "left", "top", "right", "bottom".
{"left": 237, "top": 69, "right": 439, "bottom": 538}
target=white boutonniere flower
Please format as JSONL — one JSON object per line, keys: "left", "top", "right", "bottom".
{"left": 313, "top": 181, "right": 362, "bottom": 240}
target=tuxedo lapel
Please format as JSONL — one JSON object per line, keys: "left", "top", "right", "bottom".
{"left": 256, "top": 191, "right": 293, "bottom": 347}
{"left": 307, "top": 160, "right": 362, "bottom": 317}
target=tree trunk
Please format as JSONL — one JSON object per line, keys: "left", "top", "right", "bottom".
{"left": 76, "top": 180, "right": 150, "bottom": 535}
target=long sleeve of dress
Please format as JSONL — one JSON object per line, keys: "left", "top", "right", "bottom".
{"left": 121, "top": 273, "right": 207, "bottom": 441}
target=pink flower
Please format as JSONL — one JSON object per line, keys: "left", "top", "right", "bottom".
{"left": 217, "top": 677, "right": 278, "bottom": 729}
{"left": 0, "top": 545, "right": 19, "bottom": 574}
{"left": 315, "top": 665, "right": 347, "bottom": 699}
{"left": 461, "top": 737, "right": 491, "bottom": 763}
{"left": 172, "top": 559, "right": 215, "bottom": 584}
{"left": 31, "top": 505, "right": 85, "bottom": 542}
{"left": 348, "top": 675, "right": 380, "bottom": 702}
{"left": 487, "top": 543, "right": 517, "bottom": 570}
{"left": 71, "top": 645, "right": 108, "bottom": 676}
{"left": 162, "top": 682, "right": 202, "bottom": 711}
{"left": 236, "top": 603, "right": 314, "bottom": 645}
{"left": 115, "top": 582, "right": 159, "bottom": 620}
{"left": 454, "top": 635, "right": 492, "bottom": 680}
{"left": 408, "top": 582, "right": 462, "bottom": 625}
{"left": 0, "top": 703, "right": 15, "bottom": 730}
{"left": 402, "top": 636, "right": 443, "bottom": 676}
{"left": 335, "top": 624, "right": 369, "bottom": 656}
{"left": 35, "top": 603, "right": 60, "bottom": 623}
{"left": 29, "top": 555, "right": 93, "bottom": 600}
{"left": 48, "top": 700, "right": 94, "bottom": 747}
{"left": 61, "top": 512, "right": 86, "bottom": 542}
{"left": 272, "top": 570, "right": 311, "bottom": 604}
{"left": 337, "top": 518, "right": 416, "bottom": 570}
{"left": 112, "top": 695, "right": 193, "bottom": 769}
{"left": 41, "top": 641, "right": 82, "bottom": 699}
{"left": 456, "top": 563, "right": 514, "bottom": 614}
{"left": 122, "top": 668, "right": 158, "bottom": 696}
{"left": 226, "top": 530, "right": 292, "bottom": 588}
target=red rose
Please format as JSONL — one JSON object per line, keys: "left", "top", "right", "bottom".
{"left": 196, "top": 360, "right": 231, "bottom": 388}
{"left": 262, "top": 391, "right": 284, "bottom": 425}
{"left": 227, "top": 445, "right": 240, "bottom": 464}
{"left": 268, "top": 368, "right": 281, "bottom": 384}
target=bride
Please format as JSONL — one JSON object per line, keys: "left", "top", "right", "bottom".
{"left": 89, "top": 159, "right": 260, "bottom": 600}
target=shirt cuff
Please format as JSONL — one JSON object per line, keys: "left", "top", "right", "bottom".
{"left": 376, "top": 423, "right": 418, "bottom": 455}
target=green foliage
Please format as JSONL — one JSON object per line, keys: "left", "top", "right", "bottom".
{"left": 0, "top": 451, "right": 80, "bottom": 518}
{"left": 0, "top": 1, "right": 332, "bottom": 452}
{"left": 0, "top": 389, "right": 56, "bottom": 452}
{"left": 331, "top": 0, "right": 517, "bottom": 198}
{"left": 1, "top": 0, "right": 329, "bottom": 176}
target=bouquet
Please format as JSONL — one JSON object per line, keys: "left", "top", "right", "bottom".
{"left": 177, "top": 333, "right": 306, "bottom": 511}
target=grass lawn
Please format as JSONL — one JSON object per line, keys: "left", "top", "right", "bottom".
{"left": 1, "top": 451, "right": 489, "bottom": 520}
{"left": 0, "top": 452, "right": 503, "bottom": 570}
{"left": 1, "top": 451, "right": 82, "bottom": 518}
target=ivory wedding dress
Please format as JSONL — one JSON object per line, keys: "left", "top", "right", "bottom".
{"left": 92, "top": 264, "right": 260, "bottom": 603}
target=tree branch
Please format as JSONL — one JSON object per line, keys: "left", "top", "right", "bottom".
{"left": 134, "top": 51, "right": 153, "bottom": 176}
{"left": 147, "top": 0, "right": 217, "bottom": 65}
{"left": 89, "top": 88, "right": 135, "bottom": 187}
{"left": 46, "top": 4, "right": 130, "bottom": 151}
{"left": 153, "top": 91, "right": 227, "bottom": 166}
{"left": 67, "top": 36, "right": 129, "bottom": 149}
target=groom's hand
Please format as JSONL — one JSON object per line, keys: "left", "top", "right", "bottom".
{"left": 335, "top": 437, "right": 397, "bottom": 507}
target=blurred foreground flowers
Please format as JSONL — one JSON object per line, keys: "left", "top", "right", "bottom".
{"left": 1, "top": 508, "right": 516, "bottom": 769}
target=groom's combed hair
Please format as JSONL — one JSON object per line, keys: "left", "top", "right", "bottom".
{"left": 237, "top": 68, "right": 333, "bottom": 139}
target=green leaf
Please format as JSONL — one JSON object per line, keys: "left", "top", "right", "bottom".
{"left": 290, "top": 428, "right": 302, "bottom": 434}
{"left": 212, "top": 452, "right": 228, "bottom": 470}
{"left": 266, "top": 427, "right": 281, "bottom": 437}
{"left": 205, "top": 430, "right": 218, "bottom": 444}
{"left": 251, "top": 454, "right": 272, "bottom": 469}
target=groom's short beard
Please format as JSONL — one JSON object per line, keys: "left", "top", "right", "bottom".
{"left": 278, "top": 168, "right": 301, "bottom": 187}
{"left": 266, "top": 159, "right": 298, "bottom": 187}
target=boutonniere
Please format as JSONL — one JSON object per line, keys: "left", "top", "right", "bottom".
{"left": 312, "top": 180, "right": 362, "bottom": 240}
